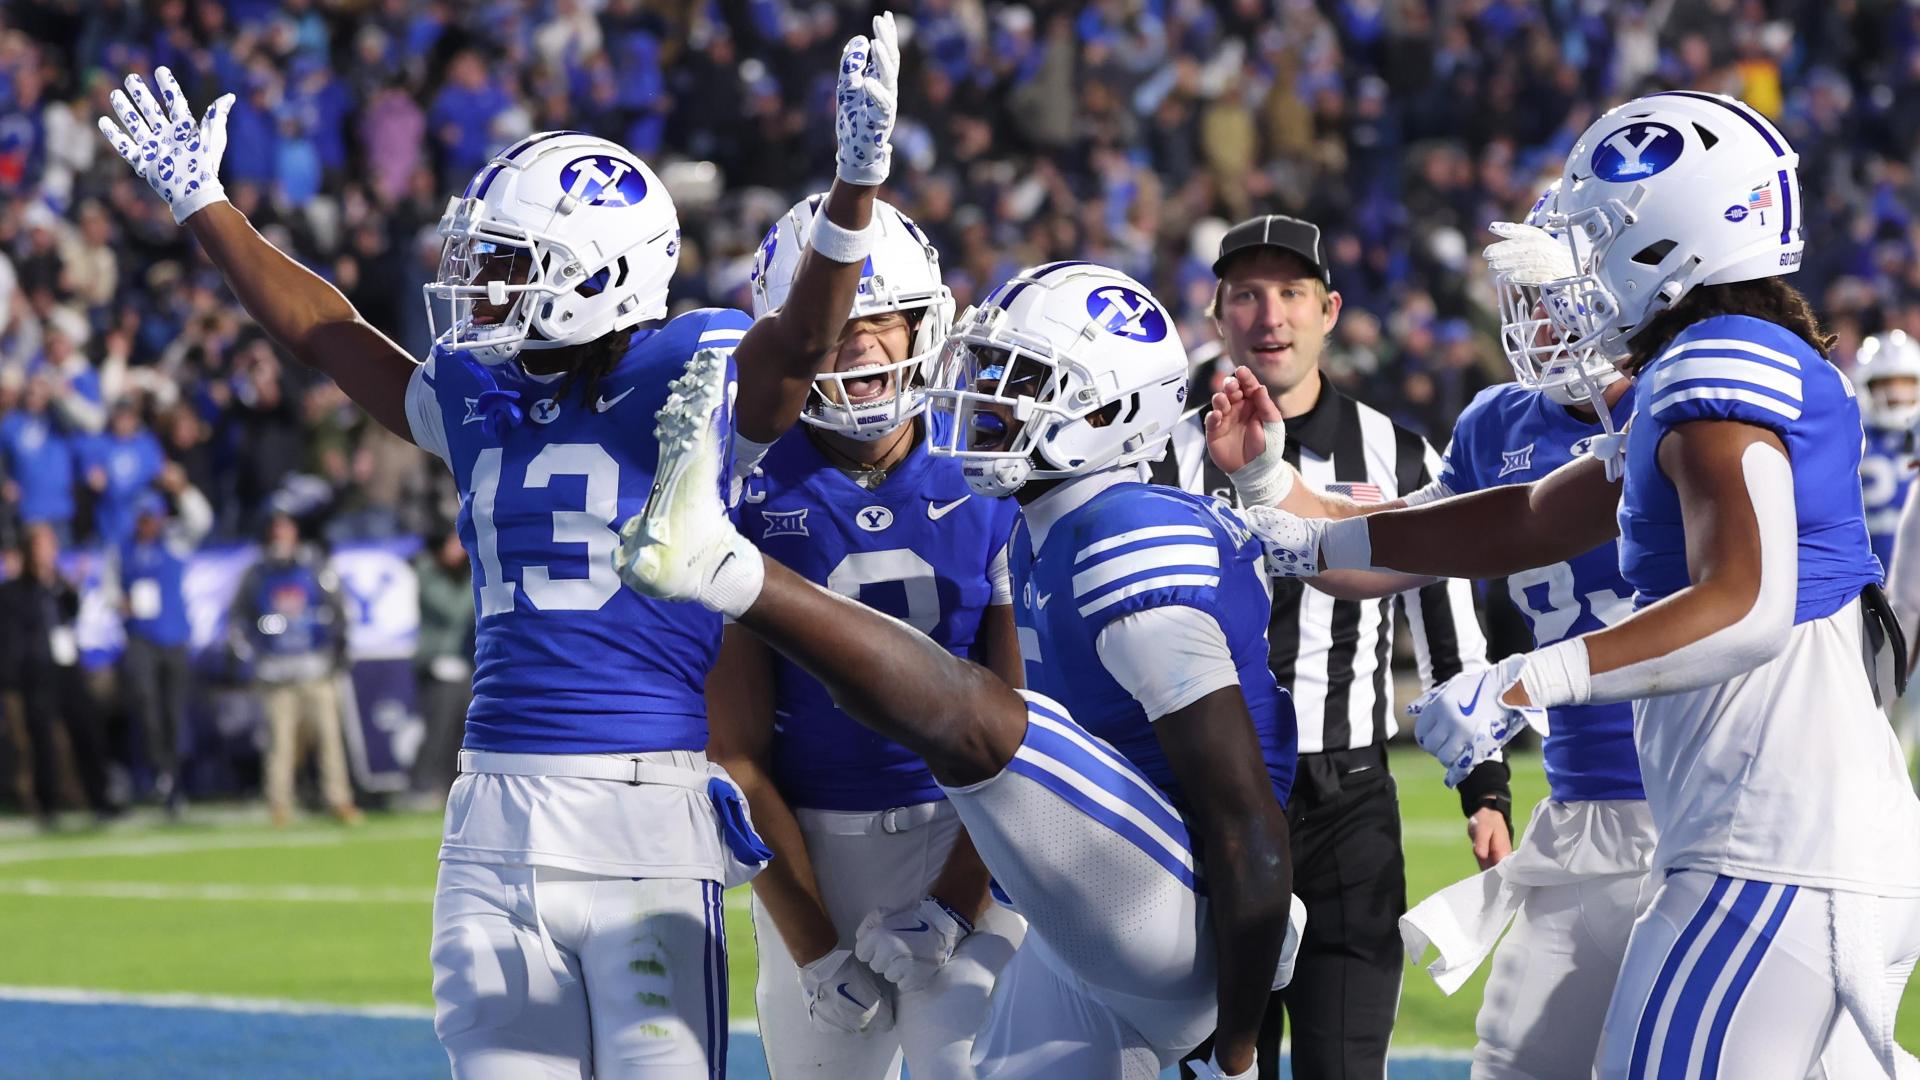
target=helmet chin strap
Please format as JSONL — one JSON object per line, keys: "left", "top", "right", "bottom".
{"left": 962, "top": 456, "right": 1030, "bottom": 498}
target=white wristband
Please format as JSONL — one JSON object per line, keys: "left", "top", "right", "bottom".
{"left": 1225, "top": 423, "right": 1294, "bottom": 507}
{"left": 1518, "top": 638, "right": 1591, "bottom": 710}
{"left": 1321, "top": 516, "right": 1374, "bottom": 571}
{"left": 706, "top": 539, "right": 767, "bottom": 620}
{"left": 809, "top": 213, "right": 877, "bottom": 265}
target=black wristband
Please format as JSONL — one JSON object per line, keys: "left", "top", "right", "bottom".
{"left": 1458, "top": 758, "right": 1513, "bottom": 835}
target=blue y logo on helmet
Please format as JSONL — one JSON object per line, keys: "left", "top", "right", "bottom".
{"left": 1086, "top": 286, "right": 1168, "bottom": 342}
{"left": 559, "top": 155, "right": 647, "bottom": 207}
{"left": 749, "top": 224, "right": 779, "bottom": 286}
{"left": 1591, "top": 122, "right": 1684, "bottom": 182}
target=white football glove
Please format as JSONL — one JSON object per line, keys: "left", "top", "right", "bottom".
{"left": 1407, "top": 655, "right": 1550, "bottom": 787}
{"left": 854, "top": 895, "right": 972, "bottom": 992}
{"left": 798, "top": 947, "right": 894, "bottom": 1035}
{"left": 835, "top": 12, "right": 900, "bottom": 185}
{"left": 1483, "top": 221, "right": 1576, "bottom": 286}
{"left": 1240, "top": 504, "right": 1327, "bottom": 579}
{"left": 97, "top": 67, "right": 233, "bottom": 225}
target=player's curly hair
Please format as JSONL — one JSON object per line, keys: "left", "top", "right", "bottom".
{"left": 1623, "top": 278, "right": 1837, "bottom": 375}
{"left": 552, "top": 327, "right": 636, "bottom": 407}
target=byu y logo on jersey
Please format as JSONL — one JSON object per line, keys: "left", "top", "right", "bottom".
{"left": 559, "top": 155, "right": 648, "bottom": 207}
{"left": 856, "top": 506, "right": 894, "bottom": 533}
{"left": 1590, "top": 122, "right": 1684, "bottom": 182}
{"left": 1086, "top": 286, "right": 1169, "bottom": 343}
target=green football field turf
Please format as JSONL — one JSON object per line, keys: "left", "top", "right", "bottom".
{"left": 0, "top": 747, "right": 1914, "bottom": 1050}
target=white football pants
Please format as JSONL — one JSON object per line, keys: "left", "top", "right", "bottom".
{"left": 430, "top": 861, "right": 729, "bottom": 1079}
{"left": 1596, "top": 868, "right": 1920, "bottom": 1079}
{"left": 943, "top": 693, "right": 1219, "bottom": 1080}
{"left": 751, "top": 799, "right": 1024, "bottom": 1080}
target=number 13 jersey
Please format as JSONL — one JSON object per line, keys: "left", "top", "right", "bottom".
{"left": 407, "top": 306, "right": 753, "bottom": 755}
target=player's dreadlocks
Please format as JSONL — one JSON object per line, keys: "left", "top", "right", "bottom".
{"left": 1625, "top": 278, "right": 1837, "bottom": 375}
{"left": 551, "top": 328, "right": 635, "bottom": 408}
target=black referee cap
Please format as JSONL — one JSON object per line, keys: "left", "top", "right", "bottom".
{"left": 1212, "top": 214, "right": 1331, "bottom": 287}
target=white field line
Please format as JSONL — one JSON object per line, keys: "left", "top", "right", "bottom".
{"left": 0, "top": 985, "right": 767, "bottom": 1037}
{"left": 0, "top": 879, "right": 434, "bottom": 904}
{"left": 0, "top": 822, "right": 444, "bottom": 866}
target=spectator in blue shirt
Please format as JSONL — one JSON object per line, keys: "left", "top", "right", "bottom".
{"left": 83, "top": 400, "right": 164, "bottom": 548}
{"left": 0, "top": 375, "right": 76, "bottom": 542}
{"left": 428, "top": 51, "right": 511, "bottom": 179}
{"left": 119, "top": 473, "right": 210, "bottom": 817}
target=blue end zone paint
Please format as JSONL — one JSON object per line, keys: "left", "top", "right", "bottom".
{"left": 0, "top": 999, "right": 1472, "bottom": 1079}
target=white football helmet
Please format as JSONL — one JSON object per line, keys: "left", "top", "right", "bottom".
{"left": 1494, "top": 183, "right": 1621, "bottom": 407}
{"left": 1855, "top": 330, "right": 1920, "bottom": 431}
{"left": 1540, "top": 92, "right": 1802, "bottom": 363}
{"left": 425, "top": 131, "right": 679, "bottom": 365}
{"left": 750, "top": 194, "right": 954, "bottom": 440}
{"left": 927, "top": 262, "right": 1188, "bottom": 497}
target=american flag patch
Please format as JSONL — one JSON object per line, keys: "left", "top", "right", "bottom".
{"left": 1747, "top": 184, "right": 1773, "bottom": 210}
{"left": 1324, "top": 481, "right": 1384, "bottom": 503}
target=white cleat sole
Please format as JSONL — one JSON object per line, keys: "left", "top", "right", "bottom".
{"left": 616, "top": 348, "right": 731, "bottom": 599}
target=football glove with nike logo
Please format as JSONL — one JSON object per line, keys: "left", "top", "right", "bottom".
{"left": 798, "top": 947, "right": 894, "bottom": 1035}
{"left": 854, "top": 895, "right": 972, "bottom": 991}
{"left": 1407, "top": 654, "right": 1548, "bottom": 787}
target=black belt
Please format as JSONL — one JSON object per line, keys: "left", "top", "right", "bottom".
{"left": 1292, "top": 743, "right": 1389, "bottom": 805}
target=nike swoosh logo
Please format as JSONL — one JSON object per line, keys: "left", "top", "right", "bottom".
{"left": 900, "top": 919, "right": 931, "bottom": 933}
{"left": 1035, "top": 593, "right": 1051, "bottom": 610}
{"left": 1461, "top": 673, "right": 1490, "bottom": 716}
{"left": 596, "top": 387, "right": 636, "bottom": 412}
{"left": 836, "top": 982, "right": 866, "bottom": 1007}
{"left": 927, "top": 495, "right": 971, "bottom": 520}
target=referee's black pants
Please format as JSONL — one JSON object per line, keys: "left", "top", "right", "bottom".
{"left": 1182, "top": 744, "right": 1405, "bottom": 1079}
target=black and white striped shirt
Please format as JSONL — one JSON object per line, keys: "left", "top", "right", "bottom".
{"left": 1152, "top": 381, "right": 1488, "bottom": 754}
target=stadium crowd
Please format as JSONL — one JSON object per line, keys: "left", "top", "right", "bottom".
{"left": 0, "top": 0, "right": 1918, "bottom": 816}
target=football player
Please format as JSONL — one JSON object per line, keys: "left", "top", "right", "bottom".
{"left": 1250, "top": 92, "right": 1920, "bottom": 1077}
{"left": 97, "top": 17, "right": 902, "bottom": 1076}
{"left": 709, "top": 194, "right": 1024, "bottom": 1078}
{"left": 1207, "top": 186, "right": 1656, "bottom": 1078}
{"left": 1855, "top": 331, "right": 1920, "bottom": 570}
{"left": 620, "top": 263, "right": 1305, "bottom": 1080}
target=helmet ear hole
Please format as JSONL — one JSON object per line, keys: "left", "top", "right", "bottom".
{"left": 1632, "top": 240, "right": 1677, "bottom": 266}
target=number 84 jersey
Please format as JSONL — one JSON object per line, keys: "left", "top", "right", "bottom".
{"left": 406, "top": 307, "right": 753, "bottom": 755}
{"left": 742, "top": 412, "right": 1019, "bottom": 813}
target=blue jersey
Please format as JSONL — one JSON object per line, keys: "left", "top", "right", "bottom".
{"left": 1441, "top": 383, "right": 1644, "bottom": 803}
{"left": 1009, "top": 478, "right": 1296, "bottom": 807}
{"left": 83, "top": 429, "right": 165, "bottom": 547}
{"left": 409, "top": 307, "right": 753, "bottom": 754}
{"left": 0, "top": 412, "right": 75, "bottom": 525}
{"left": 1622, "top": 315, "right": 1881, "bottom": 621}
{"left": 1860, "top": 423, "right": 1914, "bottom": 570}
{"left": 744, "top": 414, "right": 1019, "bottom": 812}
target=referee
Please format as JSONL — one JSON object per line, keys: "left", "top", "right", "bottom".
{"left": 1162, "top": 214, "right": 1511, "bottom": 1079}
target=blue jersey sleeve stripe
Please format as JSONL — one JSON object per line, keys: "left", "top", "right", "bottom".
{"left": 1076, "top": 562, "right": 1222, "bottom": 607}
{"left": 1075, "top": 524, "right": 1213, "bottom": 562}
{"left": 1071, "top": 543, "right": 1220, "bottom": 596}
{"left": 1649, "top": 386, "right": 1803, "bottom": 422}
{"left": 1649, "top": 355, "right": 1802, "bottom": 402}
{"left": 1661, "top": 338, "right": 1802, "bottom": 370}
{"left": 1078, "top": 573, "right": 1220, "bottom": 617}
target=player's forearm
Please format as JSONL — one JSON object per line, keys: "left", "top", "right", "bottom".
{"left": 734, "top": 182, "right": 876, "bottom": 443}
{"left": 1200, "top": 814, "right": 1291, "bottom": 1071}
{"left": 925, "top": 828, "right": 993, "bottom": 923}
{"left": 1360, "top": 485, "right": 1593, "bottom": 579}
{"left": 722, "top": 759, "right": 840, "bottom": 963}
{"left": 188, "top": 204, "right": 362, "bottom": 363}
